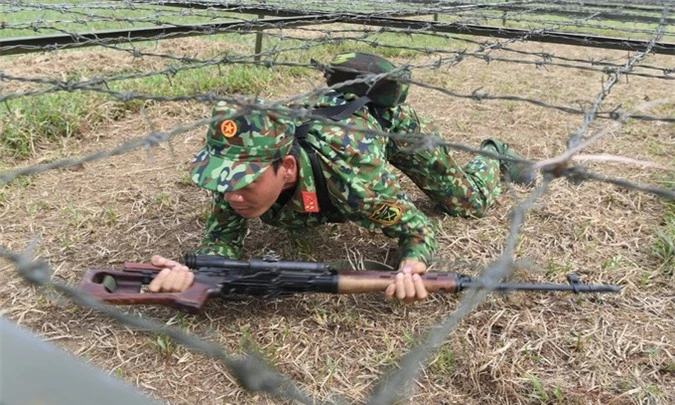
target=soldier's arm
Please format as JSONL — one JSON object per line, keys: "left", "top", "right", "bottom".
{"left": 388, "top": 103, "right": 438, "bottom": 135}
{"left": 383, "top": 103, "right": 440, "bottom": 159}
{"left": 147, "top": 193, "right": 246, "bottom": 293}
{"left": 195, "top": 192, "right": 248, "bottom": 258}
{"left": 328, "top": 153, "right": 437, "bottom": 265}
{"left": 365, "top": 188, "right": 437, "bottom": 266}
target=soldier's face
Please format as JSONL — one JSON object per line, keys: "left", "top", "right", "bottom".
{"left": 223, "top": 156, "right": 296, "bottom": 218}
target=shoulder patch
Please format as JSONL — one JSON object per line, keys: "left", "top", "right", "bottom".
{"left": 369, "top": 203, "right": 403, "bottom": 226}
{"left": 302, "top": 191, "right": 319, "bottom": 213}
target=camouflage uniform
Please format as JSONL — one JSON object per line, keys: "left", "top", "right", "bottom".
{"left": 383, "top": 104, "right": 501, "bottom": 218}
{"left": 190, "top": 92, "right": 501, "bottom": 265}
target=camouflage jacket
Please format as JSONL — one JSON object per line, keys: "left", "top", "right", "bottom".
{"left": 196, "top": 92, "right": 437, "bottom": 264}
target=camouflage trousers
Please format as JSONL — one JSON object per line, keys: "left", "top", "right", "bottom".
{"left": 386, "top": 140, "right": 501, "bottom": 218}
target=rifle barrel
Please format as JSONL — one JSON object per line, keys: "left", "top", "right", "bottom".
{"left": 461, "top": 281, "right": 621, "bottom": 294}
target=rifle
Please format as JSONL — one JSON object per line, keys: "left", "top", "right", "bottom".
{"left": 79, "top": 254, "right": 621, "bottom": 313}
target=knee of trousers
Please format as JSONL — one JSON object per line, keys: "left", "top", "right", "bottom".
{"left": 438, "top": 196, "right": 490, "bottom": 218}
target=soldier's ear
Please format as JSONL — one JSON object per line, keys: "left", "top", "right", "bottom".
{"left": 281, "top": 155, "right": 297, "bottom": 181}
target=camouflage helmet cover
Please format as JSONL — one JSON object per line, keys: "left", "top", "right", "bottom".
{"left": 325, "top": 52, "right": 410, "bottom": 107}
{"left": 190, "top": 100, "right": 295, "bottom": 193}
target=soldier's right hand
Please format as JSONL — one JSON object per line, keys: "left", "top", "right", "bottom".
{"left": 384, "top": 259, "right": 428, "bottom": 303}
{"left": 147, "top": 255, "right": 194, "bottom": 293}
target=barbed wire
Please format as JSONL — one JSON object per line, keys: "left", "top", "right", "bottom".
{"left": 0, "top": 0, "right": 464, "bottom": 19}
{"left": 4, "top": 13, "right": 673, "bottom": 62}
{"left": 4, "top": 14, "right": 674, "bottom": 80}
{"left": 1, "top": 2, "right": 674, "bottom": 404}
{"left": 5, "top": 2, "right": 674, "bottom": 55}
{"left": 2, "top": 0, "right": 670, "bottom": 16}
{"left": 2, "top": 17, "right": 673, "bottom": 122}
{"left": 0, "top": 244, "right": 319, "bottom": 405}
{"left": 529, "top": 0, "right": 669, "bottom": 12}
{"left": 567, "top": 16, "right": 666, "bottom": 148}
{"left": 2, "top": 58, "right": 673, "bottom": 136}
{"left": 368, "top": 15, "right": 671, "bottom": 403}
{"left": 139, "top": 0, "right": 671, "bottom": 19}
{"left": 8, "top": 8, "right": 673, "bottom": 41}
{"left": 449, "top": 12, "right": 675, "bottom": 38}
{"left": 4, "top": 0, "right": 674, "bottom": 39}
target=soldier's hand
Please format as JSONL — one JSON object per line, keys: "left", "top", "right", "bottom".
{"left": 147, "top": 255, "right": 194, "bottom": 293}
{"left": 384, "top": 259, "right": 428, "bottom": 303}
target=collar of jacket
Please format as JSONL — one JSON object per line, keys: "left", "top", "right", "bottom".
{"left": 284, "top": 146, "right": 323, "bottom": 213}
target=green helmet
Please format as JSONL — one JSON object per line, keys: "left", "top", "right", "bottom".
{"left": 190, "top": 100, "right": 295, "bottom": 192}
{"left": 324, "top": 52, "right": 410, "bottom": 107}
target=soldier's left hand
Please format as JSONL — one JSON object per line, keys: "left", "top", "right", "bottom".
{"left": 384, "top": 259, "right": 428, "bottom": 303}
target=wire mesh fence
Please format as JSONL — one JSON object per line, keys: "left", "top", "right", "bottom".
{"left": 1, "top": 1, "right": 674, "bottom": 404}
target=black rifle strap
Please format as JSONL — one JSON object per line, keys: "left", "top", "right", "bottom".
{"left": 368, "top": 105, "right": 392, "bottom": 130}
{"left": 311, "top": 95, "right": 372, "bottom": 121}
{"left": 293, "top": 95, "right": 373, "bottom": 215}
{"left": 295, "top": 122, "right": 336, "bottom": 216}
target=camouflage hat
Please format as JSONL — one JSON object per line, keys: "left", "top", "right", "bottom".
{"left": 190, "top": 101, "right": 295, "bottom": 192}
{"left": 324, "top": 52, "right": 410, "bottom": 107}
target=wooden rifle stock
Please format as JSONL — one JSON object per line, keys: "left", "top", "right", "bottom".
{"left": 80, "top": 263, "right": 217, "bottom": 313}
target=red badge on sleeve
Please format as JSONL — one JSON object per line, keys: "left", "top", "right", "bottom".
{"left": 301, "top": 192, "right": 319, "bottom": 213}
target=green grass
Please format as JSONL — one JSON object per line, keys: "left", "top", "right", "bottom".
{"left": 650, "top": 174, "right": 675, "bottom": 276}
{"left": 0, "top": 55, "right": 277, "bottom": 158}
{"left": 1, "top": 91, "right": 101, "bottom": 157}
{"left": 153, "top": 334, "right": 175, "bottom": 364}
{"left": 428, "top": 343, "right": 455, "bottom": 374}
{"left": 524, "top": 373, "right": 567, "bottom": 403}
{"left": 526, "top": 373, "right": 549, "bottom": 403}
{"left": 114, "top": 63, "right": 278, "bottom": 98}
{"left": 546, "top": 259, "right": 573, "bottom": 277}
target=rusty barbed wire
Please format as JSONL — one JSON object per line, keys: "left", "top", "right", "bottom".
{"left": 3, "top": 1, "right": 673, "bottom": 76}
{"left": 1, "top": 2, "right": 674, "bottom": 404}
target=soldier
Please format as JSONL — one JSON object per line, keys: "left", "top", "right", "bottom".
{"left": 148, "top": 53, "right": 534, "bottom": 303}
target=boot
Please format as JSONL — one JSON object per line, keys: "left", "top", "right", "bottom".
{"left": 481, "top": 139, "right": 536, "bottom": 187}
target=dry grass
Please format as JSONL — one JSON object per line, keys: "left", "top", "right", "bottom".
{"left": 1, "top": 34, "right": 674, "bottom": 405}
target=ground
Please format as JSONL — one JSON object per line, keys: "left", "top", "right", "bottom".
{"left": 1, "top": 30, "right": 674, "bottom": 405}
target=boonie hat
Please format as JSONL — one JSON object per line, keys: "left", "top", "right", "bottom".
{"left": 190, "top": 101, "right": 295, "bottom": 192}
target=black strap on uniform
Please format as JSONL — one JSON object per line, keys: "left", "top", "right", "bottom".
{"left": 368, "top": 104, "right": 392, "bottom": 130}
{"left": 294, "top": 95, "right": 374, "bottom": 216}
